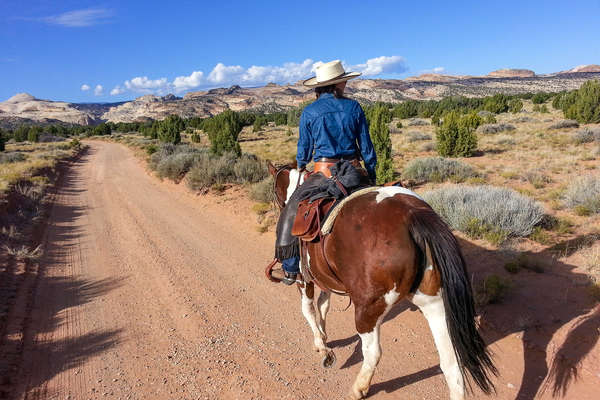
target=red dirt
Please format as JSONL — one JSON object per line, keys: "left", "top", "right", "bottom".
{"left": 2, "top": 141, "right": 599, "bottom": 399}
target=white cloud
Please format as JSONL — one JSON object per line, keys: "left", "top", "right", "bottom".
{"left": 419, "top": 66, "right": 446, "bottom": 74}
{"left": 110, "top": 85, "right": 125, "bottom": 96}
{"left": 42, "top": 8, "right": 113, "bottom": 27}
{"left": 81, "top": 84, "right": 90, "bottom": 91}
{"left": 350, "top": 56, "right": 407, "bottom": 76}
{"left": 124, "top": 76, "right": 169, "bottom": 94}
{"left": 94, "top": 84, "right": 103, "bottom": 96}
{"left": 207, "top": 63, "right": 244, "bottom": 84}
{"left": 433, "top": 67, "right": 445, "bottom": 73}
{"left": 113, "top": 55, "right": 407, "bottom": 95}
{"left": 172, "top": 71, "right": 204, "bottom": 92}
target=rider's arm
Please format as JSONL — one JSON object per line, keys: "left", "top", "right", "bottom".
{"left": 356, "top": 107, "right": 378, "bottom": 182}
{"left": 296, "top": 112, "right": 313, "bottom": 170}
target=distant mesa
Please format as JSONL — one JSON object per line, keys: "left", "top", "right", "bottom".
{"left": 6, "top": 93, "right": 37, "bottom": 103}
{"left": 405, "top": 73, "right": 462, "bottom": 82}
{"left": 488, "top": 69, "right": 536, "bottom": 78}
{"left": 568, "top": 64, "right": 600, "bottom": 73}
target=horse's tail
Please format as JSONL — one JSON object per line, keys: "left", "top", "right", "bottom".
{"left": 408, "top": 206, "right": 497, "bottom": 394}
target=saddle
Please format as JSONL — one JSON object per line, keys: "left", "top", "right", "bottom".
{"left": 291, "top": 197, "right": 336, "bottom": 241}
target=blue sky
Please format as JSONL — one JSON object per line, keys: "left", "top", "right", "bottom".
{"left": 1, "top": 0, "right": 599, "bottom": 103}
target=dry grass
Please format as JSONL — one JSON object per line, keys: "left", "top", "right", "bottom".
{"left": 4, "top": 244, "right": 43, "bottom": 261}
{"left": 0, "top": 141, "right": 80, "bottom": 192}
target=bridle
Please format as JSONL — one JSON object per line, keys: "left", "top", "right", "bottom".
{"left": 272, "top": 164, "right": 292, "bottom": 209}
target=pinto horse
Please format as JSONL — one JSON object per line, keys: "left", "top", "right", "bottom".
{"left": 268, "top": 162, "right": 497, "bottom": 400}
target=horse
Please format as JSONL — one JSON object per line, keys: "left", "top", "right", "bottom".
{"left": 267, "top": 161, "right": 497, "bottom": 400}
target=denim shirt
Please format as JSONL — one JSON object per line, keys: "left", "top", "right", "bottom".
{"left": 297, "top": 93, "right": 377, "bottom": 180}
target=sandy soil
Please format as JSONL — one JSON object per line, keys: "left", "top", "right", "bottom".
{"left": 4, "top": 141, "right": 599, "bottom": 399}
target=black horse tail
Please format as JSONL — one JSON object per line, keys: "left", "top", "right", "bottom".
{"left": 408, "top": 206, "right": 497, "bottom": 394}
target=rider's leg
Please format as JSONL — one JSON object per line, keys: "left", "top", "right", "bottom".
{"left": 281, "top": 256, "right": 300, "bottom": 285}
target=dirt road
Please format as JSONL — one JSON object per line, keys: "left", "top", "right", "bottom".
{"left": 8, "top": 141, "right": 598, "bottom": 399}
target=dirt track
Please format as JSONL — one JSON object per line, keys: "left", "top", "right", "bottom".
{"left": 7, "top": 141, "right": 599, "bottom": 399}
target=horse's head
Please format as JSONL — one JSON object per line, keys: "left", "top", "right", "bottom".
{"left": 268, "top": 160, "right": 305, "bottom": 209}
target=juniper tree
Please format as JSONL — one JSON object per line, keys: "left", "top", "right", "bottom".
{"left": 157, "top": 115, "right": 184, "bottom": 144}
{"left": 367, "top": 103, "right": 394, "bottom": 184}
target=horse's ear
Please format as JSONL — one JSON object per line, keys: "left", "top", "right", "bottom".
{"left": 267, "top": 161, "right": 277, "bottom": 176}
{"left": 290, "top": 160, "right": 297, "bottom": 169}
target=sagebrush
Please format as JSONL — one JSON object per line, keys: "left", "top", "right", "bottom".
{"left": 424, "top": 185, "right": 544, "bottom": 238}
{"left": 402, "top": 157, "right": 477, "bottom": 183}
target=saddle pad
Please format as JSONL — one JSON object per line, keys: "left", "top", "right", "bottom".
{"left": 320, "top": 187, "right": 380, "bottom": 235}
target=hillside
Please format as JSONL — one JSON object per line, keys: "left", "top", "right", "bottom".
{"left": 1, "top": 66, "right": 599, "bottom": 127}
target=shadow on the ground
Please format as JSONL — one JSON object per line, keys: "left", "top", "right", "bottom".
{"left": 0, "top": 146, "right": 125, "bottom": 399}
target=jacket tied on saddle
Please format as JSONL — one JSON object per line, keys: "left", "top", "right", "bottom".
{"left": 275, "top": 160, "right": 368, "bottom": 260}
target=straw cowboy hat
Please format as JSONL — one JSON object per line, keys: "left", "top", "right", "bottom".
{"left": 303, "top": 60, "right": 361, "bottom": 87}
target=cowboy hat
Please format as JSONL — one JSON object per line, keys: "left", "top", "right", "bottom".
{"left": 303, "top": 60, "right": 361, "bottom": 87}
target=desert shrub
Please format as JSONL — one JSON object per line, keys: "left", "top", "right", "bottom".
{"left": 249, "top": 177, "right": 274, "bottom": 203}
{"left": 563, "top": 80, "right": 600, "bottom": 124}
{"left": 532, "top": 92, "right": 553, "bottom": 104}
{"left": 402, "top": 157, "right": 477, "bottom": 183}
{"left": 533, "top": 104, "right": 549, "bottom": 113}
{"left": 511, "top": 116, "right": 537, "bottom": 123}
{"left": 477, "top": 123, "right": 516, "bottom": 134}
{"left": 405, "top": 131, "right": 431, "bottom": 142}
{"left": 492, "top": 135, "right": 516, "bottom": 146}
{"left": 477, "top": 110, "right": 493, "bottom": 118}
{"left": 483, "top": 93, "right": 509, "bottom": 114}
{"left": 0, "top": 152, "right": 26, "bottom": 164}
{"left": 233, "top": 154, "right": 268, "bottom": 183}
{"left": 483, "top": 114, "right": 497, "bottom": 124}
{"left": 191, "top": 133, "right": 201, "bottom": 143}
{"left": 509, "top": 98, "right": 523, "bottom": 113}
{"left": 423, "top": 185, "right": 544, "bottom": 238}
{"left": 156, "top": 151, "right": 206, "bottom": 182}
{"left": 186, "top": 152, "right": 237, "bottom": 191}
{"left": 204, "top": 110, "right": 242, "bottom": 156}
{"left": 436, "top": 111, "right": 479, "bottom": 157}
{"left": 396, "top": 121, "right": 403, "bottom": 129}
{"left": 366, "top": 103, "right": 394, "bottom": 184}
{"left": 38, "top": 134, "right": 66, "bottom": 143}
{"left": 549, "top": 119, "right": 579, "bottom": 130}
{"left": 522, "top": 169, "right": 552, "bottom": 188}
{"left": 562, "top": 175, "right": 600, "bottom": 214}
{"left": 407, "top": 118, "right": 429, "bottom": 126}
{"left": 149, "top": 143, "right": 197, "bottom": 170}
{"left": 475, "top": 275, "right": 511, "bottom": 305}
{"left": 420, "top": 142, "right": 436, "bottom": 152}
{"left": 69, "top": 138, "right": 81, "bottom": 151}
{"left": 573, "top": 126, "right": 600, "bottom": 144}
{"left": 146, "top": 144, "right": 157, "bottom": 155}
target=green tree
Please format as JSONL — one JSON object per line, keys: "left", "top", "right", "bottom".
{"left": 436, "top": 111, "right": 478, "bottom": 157}
{"left": 0, "top": 128, "right": 5, "bottom": 152}
{"left": 565, "top": 80, "right": 600, "bottom": 123}
{"left": 27, "top": 126, "right": 42, "bottom": 142}
{"left": 508, "top": 98, "right": 523, "bottom": 113}
{"left": 253, "top": 116, "right": 266, "bottom": 133}
{"left": 14, "top": 125, "right": 29, "bottom": 142}
{"left": 205, "top": 110, "right": 242, "bottom": 156}
{"left": 93, "top": 123, "right": 111, "bottom": 136}
{"left": 367, "top": 103, "right": 394, "bottom": 184}
{"left": 532, "top": 92, "right": 551, "bottom": 104}
{"left": 157, "top": 115, "right": 184, "bottom": 144}
{"left": 483, "top": 94, "right": 509, "bottom": 114}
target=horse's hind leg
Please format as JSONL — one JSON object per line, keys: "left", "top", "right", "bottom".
{"left": 350, "top": 287, "right": 401, "bottom": 399}
{"left": 299, "top": 283, "right": 336, "bottom": 368}
{"left": 412, "top": 288, "right": 465, "bottom": 400}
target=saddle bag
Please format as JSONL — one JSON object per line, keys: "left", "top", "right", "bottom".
{"left": 292, "top": 198, "right": 335, "bottom": 241}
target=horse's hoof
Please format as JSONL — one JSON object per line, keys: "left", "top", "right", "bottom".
{"left": 321, "top": 351, "right": 336, "bottom": 369}
{"left": 348, "top": 387, "right": 368, "bottom": 400}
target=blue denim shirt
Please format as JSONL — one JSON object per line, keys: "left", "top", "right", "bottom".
{"left": 297, "top": 93, "right": 377, "bottom": 180}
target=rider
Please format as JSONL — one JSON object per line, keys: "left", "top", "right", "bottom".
{"left": 276, "top": 60, "right": 377, "bottom": 285}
